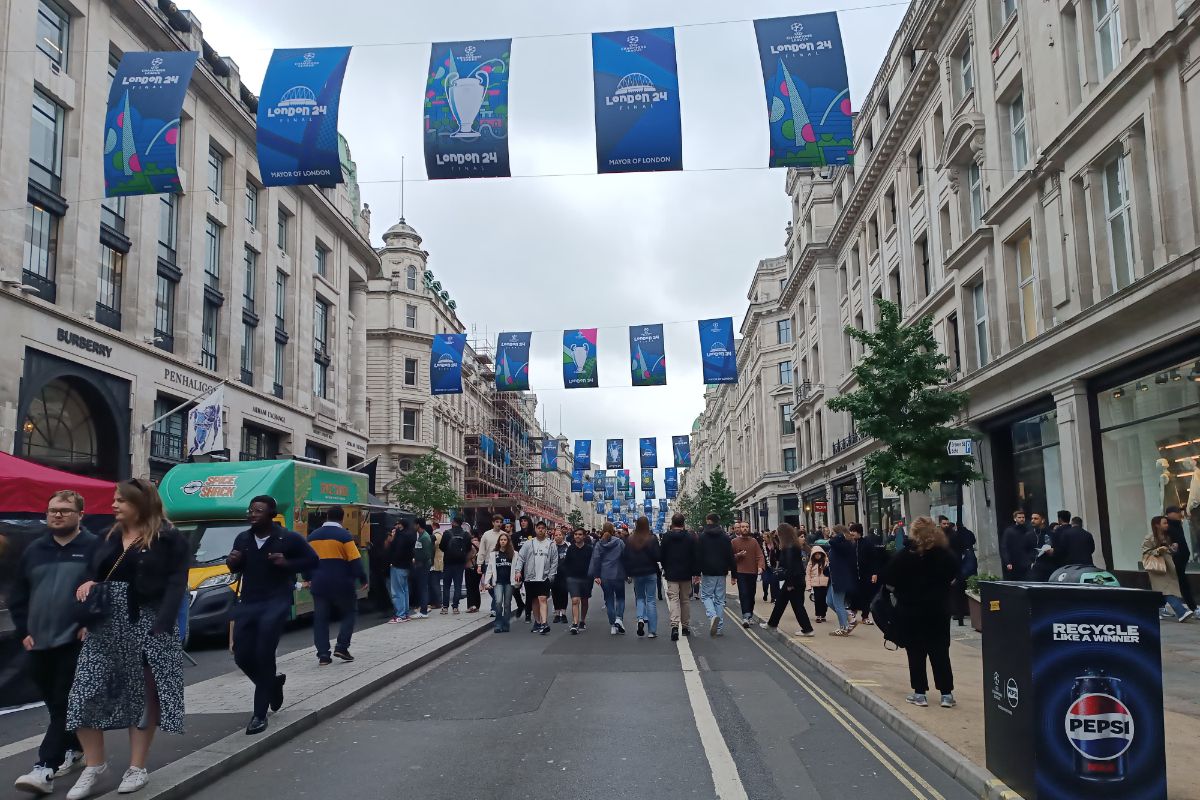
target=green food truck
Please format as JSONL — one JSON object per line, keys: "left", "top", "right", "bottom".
{"left": 158, "top": 460, "right": 371, "bottom": 642}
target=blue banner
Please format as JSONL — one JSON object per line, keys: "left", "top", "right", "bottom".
{"left": 583, "top": 481, "right": 595, "bottom": 502}
{"left": 541, "top": 439, "right": 557, "bottom": 472}
{"left": 573, "top": 440, "right": 592, "bottom": 470}
{"left": 563, "top": 329, "right": 599, "bottom": 388}
{"left": 605, "top": 482, "right": 616, "bottom": 501}
{"left": 591, "top": 28, "right": 683, "bottom": 174}
{"left": 644, "top": 499, "right": 653, "bottom": 514}
{"left": 629, "top": 324, "right": 667, "bottom": 387}
{"left": 754, "top": 14, "right": 853, "bottom": 169}
{"left": 424, "top": 39, "right": 511, "bottom": 179}
{"left": 659, "top": 499, "right": 668, "bottom": 513}
{"left": 596, "top": 501, "right": 605, "bottom": 514}
{"left": 664, "top": 466, "right": 678, "bottom": 491}
{"left": 594, "top": 469, "right": 607, "bottom": 488}
{"left": 698, "top": 317, "right": 738, "bottom": 385}
{"left": 104, "top": 52, "right": 198, "bottom": 197}
{"left": 495, "top": 331, "right": 532, "bottom": 392}
{"left": 641, "top": 468, "right": 654, "bottom": 491}
{"left": 617, "top": 471, "right": 629, "bottom": 493}
{"left": 430, "top": 333, "right": 466, "bottom": 395}
{"left": 672, "top": 435, "right": 692, "bottom": 468}
{"left": 256, "top": 48, "right": 351, "bottom": 187}
{"left": 606, "top": 439, "right": 624, "bottom": 469}
{"left": 644, "top": 483, "right": 656, "bottom": 500}
{"left": 639, "top": 437, "right": 658, "bottom": 468}
{"left": 571, "top": 470, "right": 583, "bottom": 493}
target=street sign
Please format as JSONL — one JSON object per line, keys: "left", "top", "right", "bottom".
{"left": 812, "top": 500, "right": 828, "bottom": 513}
{"left": 947, "top": 438, "right": 974, "bottom": 457}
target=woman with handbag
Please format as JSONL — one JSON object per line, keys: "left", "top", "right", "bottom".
{"left": 759, "top": 524, "right": 814, "bottom": 637}
{"left": 65, "top": 479, "right": 189, "bottom": 798}
{"left": 1144, "top": 516, "right": 1194, "bottom": 622}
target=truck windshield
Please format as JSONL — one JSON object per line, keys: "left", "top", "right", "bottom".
{"left": 178, "top": 522, "right": 248, "bottom": 566}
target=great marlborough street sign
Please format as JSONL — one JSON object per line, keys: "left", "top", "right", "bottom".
{"left": 946, "top": 438, "right": 974, "bottom": 457}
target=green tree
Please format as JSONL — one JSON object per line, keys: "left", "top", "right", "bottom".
{"left": 704, "top": 468, "right": 737, "bottom": 527}
{"left": 389, "top": 451, "right": 463, "bottom": 520}
{"left": 673, "top": 489, "right": 705, "bottom": 531}
{"left": 567, "top": 509, "right": 584, "bottom": 530}
{"left": 826, "top": 298, "right": 980, "bottom": 498}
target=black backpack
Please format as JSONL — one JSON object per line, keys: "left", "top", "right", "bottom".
{"left": 445, "top": 530, "right": 470, "bottom": 562}
{"left": 870, "top": 584, "right": 905, "bottom": 650}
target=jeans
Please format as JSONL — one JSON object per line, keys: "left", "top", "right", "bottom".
{"left": 428, "top": 569, "right": 443, "bottom": 607}
{"left": 601, "top": 579, "right": 626, "bottom": 625}
{"left": 312, "top": 592, "right": 356, "bottom": 658}
{"left": 389, "top": 567, "right": 410, "bottom": 619}
{"left": 494, "top": 583, "right": 513, "bottom": 631}
{"left": 1163, "top": 594, "right": 1190, "bottom": 618}
{"left": 412, "top": 564, "right": 430, "bottom": 614}
{"left": 767, "top": 584, "right": 813, "bottom": 632}
{"left": 700, "top": 575, "right": 727, "bottom": 630}
{"left": 735, "top": 573, "right": 758, "bottom": 619}
{"left": 762, "top": 570, "right": 780, "bottom": 602}
{"left": 232, "top": 596, "right": 291, "bottom": 717}
{"left": 665, "top": 580, "right": 692, "bottom": 630}
{"left": 29, "top": 642, "right": 82, "bottom": 769}
{"left": 827, "top": 586, "right": 850, "bottom": 629}
{"left": 442, "top": 564, "right": 465, "bottom": 609}
{"left": 633, "top": 575, "right": 658, "bottom": 633}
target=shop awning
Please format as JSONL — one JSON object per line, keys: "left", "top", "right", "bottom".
{"left": 0, "top": 452, "right": 117, "bottom": 515}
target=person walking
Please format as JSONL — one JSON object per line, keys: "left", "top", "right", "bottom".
{"left": 623, "top": 517, "right": 661, "bottom": 638}
{"left": 10, "top": 491, "right": 98, "bottom": 795}
{"left": 806, "top": 545, "right": 830, "bottom": 623}
{"left": 1000, "top": 510, "right": 1036, "bottom": 580}
{"left": 940, "top": 516, "right": 977, "bottom": 626}
{"left": 305, "top": 506, "right": 366, "bottom": 665}
{"left": 760, "top": 523, "right": 814, "bottom": 637}
{"left": 562, "top": 527, "right": 594, "bottom": 634}
{"left": 849, "top": 523, "right": 880, "bottom": 626}
{"left": 696, "top": 514, "right": 735, "bottom": 637}
{"left": 481, "top": 533, "right": 516, "bottom": 632}
{"left": 762, "top": 531, "right": 780, "bottom": 603}
{"left": 550, "top": 527, "right": 571, "bottom": 624}
{"left": 439, "top": 518, "right": 471, "bottom": 614}
{"left": 883, "top": 517, "right": 960, "bottom": 709}
{"left": 410, "top": 522, "right": 433, "bottom": 619}
{"left": 476, "top": 515, "right": 504, "bottom": 616}
{"left": 514, "top": 521, "right": 559, "bottom": 634}
{"left": 1058, "top": 517, "right": 1096, "bottom": 566}
{"left": 226, "top": 496, "right": 318, "bottom": 736}
{"left": 386, "top": 519, "right": 418, "bottom": 623}
{"left": 1164, "top": 506, "right": 1197, "bottom": 612}
{"left": 731, "top": 522, "right": 765, "bottom": 628}
{"left": 513, "top": 517, "right": 536, "bottom": 623}
{"left": 826, "top": 525, "right": 857, "bottom": 635}
{"left": 65, "top": 480, "right": 190, "bottom": 798}
{"left": 660, "top": 514, "right": 698, "bottom": 641}
{"left": 464, "top": 532, "right": 482, "bottom": 612}
{"left": 588, "top": 522, "right": 627, "bottom": 634}
{"left": 427, "top": 524, "right": 444, "bottom": 612}
{"left": 1144, "top": 516, "right": 1194, "bottom": 621}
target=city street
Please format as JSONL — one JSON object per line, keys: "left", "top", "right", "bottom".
{"left": 185, "top": 599, "right": 973, "bottom": 800}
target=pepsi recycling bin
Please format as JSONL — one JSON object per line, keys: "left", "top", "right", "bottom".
{"left": 980, "top": 582, "right": 1165, "bottom": 800}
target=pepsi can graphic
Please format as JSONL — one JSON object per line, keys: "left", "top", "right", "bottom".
{"left": 1066, "top": 671, "right": 1132, "bottom": 782}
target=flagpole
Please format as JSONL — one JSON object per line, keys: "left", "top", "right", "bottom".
{"left": 140, "top": 379, "right": 229, "bottom": 432}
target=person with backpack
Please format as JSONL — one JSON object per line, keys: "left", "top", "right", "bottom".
{"left": 759, "top": 523, "right": 814, "bottom": 637}
{"left": 410, "top": 522, "right": 433, "bottom": 619}
{"left": 439, "top": 518, "right": 472, "bottom": 614}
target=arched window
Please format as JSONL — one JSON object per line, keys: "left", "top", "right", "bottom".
{"left": 21, "top": 378, "right": 99, "bottom": 473}
{"left": 406, "top": 265, "right": 417, "bottom": 291}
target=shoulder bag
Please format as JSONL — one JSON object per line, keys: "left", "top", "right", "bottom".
{"left": 76, "top": 544, "right": 132, "bottom": 625}
{"left": 1142, "top": 551, "right": 1168, "bottom": 575}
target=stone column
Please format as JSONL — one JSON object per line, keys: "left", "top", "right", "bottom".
{"left": 349, "top": 282, "right": 368, "bottom": 432}
{"left": 1052, "top": 380, "right": 1103, "bottom": 566}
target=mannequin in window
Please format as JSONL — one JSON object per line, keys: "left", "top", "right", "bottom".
{"left": 1184, "top": 457, "right": 1200, "bottom": 563}
{"left": 1159, "top": 457, "right": 1184, "bottom": 510}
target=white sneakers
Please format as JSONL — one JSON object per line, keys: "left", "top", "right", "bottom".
{"left": 55, "top": 750, "right": 85, "bottom": 779}
{"left": 117, "top": 767, "right": 149, "bottom": 794}
{"left": 66, "top": 764, "right": 107, "bottom": 800}
{"left": 13, "top": 765, "right": 55, "bottom": 795}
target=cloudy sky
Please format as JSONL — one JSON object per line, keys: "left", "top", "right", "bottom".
{"left": 188, "top": 0, "right": 906, "bottom": 487}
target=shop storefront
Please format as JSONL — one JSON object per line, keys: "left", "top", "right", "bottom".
{"left": 780, "top": 495, "right": 800, "bottom": 527}
{"left": 802, "top": 487, "right": 827, "bottom": 532}
{"left": 833, "top": 478, "right": 859, "bottom": 525}
{"left": 864, "top": 483, "right": 902, "bottom": 538}
{"left": 985, "top": 402, "right": 1064, "bottom": 538}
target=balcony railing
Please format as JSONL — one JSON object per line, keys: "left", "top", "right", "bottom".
{"left": 149, "top": 431, "right": 185, "bottom": 463}
{"left": 831, "top": 431, "right": 870, "bottom": 455}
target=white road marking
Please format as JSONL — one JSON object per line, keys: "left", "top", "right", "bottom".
{"left": 676, "top": 632, "right": 750, "bottom": 800}
{"left": 0, "top": 734, "right": 42, "bottom": 762}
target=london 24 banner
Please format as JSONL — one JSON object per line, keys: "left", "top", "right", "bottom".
{"left": 606, "top": 439, "right": 624, "bottom": 469}
{"left": 583, "top": 481, "right": 595, "bottom": 502}
{"left": 664, "top": 466, "right": 678, "bottom": 491}
{"left": 639, "top": 437, "right": 658, "bottom": 468}
{"left": 698, "top": 317, "right": 738, "bottom": 384}
{"left": 641, "top": 468, "right": 654, "bottom": 491}
{"left": 563, "top": 329, "right": 599, "bottom": 388}
{"left": 672, "top": 435, "right": 692, "bottom": 468}
{"left": 591, "top": 28, "right": 683, "bottom": 174}
{"left": 644, "top": 482, "right": 656, "bottom": 500}
{"left": 541, "top": 439, "right": 558, "bottom": 472}
{"left": 754, "top": 14, "right": 853, "bottom": 169}
{"left": 594, "top": 470, "right": 607, "bottom": 488}
{"left": 424, "top": 39, "right": 511, "bottom": 179}
{"left": 430, "top": 333, "right": 466, "bottom": 395}
{"left": 495, "top": 331, "right": 532, "bottom": 392}
{"left": 104, "top": 51, "right": 198, "bottom": 197}
{"left": 574, "top": 440, "right": 592, "bottom": 470}
{"left": 256, "top": 48, "right": 352, "bottom": 187}
{"left": 571, "top": 470, "right": 583, "bottom": 493}
{"left": 629, "top": 324, "right": 667, "bottom": 387}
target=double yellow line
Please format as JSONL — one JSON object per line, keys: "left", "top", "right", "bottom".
{"left": 734, "top": 624, "right": 947, "bottom": 800}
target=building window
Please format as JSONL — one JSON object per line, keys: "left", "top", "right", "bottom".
{"left": 245, "top": 181, "right": 259, "bottom": 227}
{"left": 23, "top": 204, "right": 58, "bottom": 302}
{"left": 36, "top": 1, "right": 70, "bottom": 69}
{"left": 884, "top": 187, "right": 897, "bottom": 230}
{"left": 868, "top": 218, "right": 879, "bottom": 254}
{"left": 95, "top": 246, "right": 123, "bottom": 330}
{"left": 206, "top": 146, "right": 223, "bottom": 200}
{"left": 402, "top": 408, "right": 418, "bottom": 441}
{"left": 406, "top": 265, "right": 418, "bottom": 290}
{"left": 1014, "top": 233, "right": 1038, "bottom": 343}
{"left": 1093, "top": 0, "right": 1121, "bottom": 79}
{"left": 958, "top": 41, "right": 975, "bottom": 101}
{"left": 241, "top": 425, "right": 280, "bottom": 462}
{"left": 243, "top": 246, "right": 257, "bottom": 313}
{"left": 158, "top": 193, "right": 178, "bottom": 265}
{"left": 1002, "top": 0, "right": 1017, "bottom": 22}
{"left": 912, "top": 144, "right": 924, "bottom": 189}
{"left": 154, "top": 273, "right": 175, "bottom": 352}
{"left": 890, "top": 269, "right": 903, "bottom": 311}
{"left": 947, "top": 312, "right": 961, "bottom": 373}
{"left": 315, "top": 241, "right": 329, "bottom": 278}
{"left": 273, "top": 340, "right": 286, "bottom": 398}
{"left": 277, "top": 205, "right": 290, "bottom": 253}
{"left": 404, "top": 357, "right": 418, "bottom": 386}
{"left": 1103, "top": 153, "right": 1134, "bottom": 291}
{"left": 240, "top": 322, "right": 255, "bottom": 385}
{"left": 204, "top": 218, "right": 222, "bottom": 290}
{"left": 30, "top": 90, "right": 65, "bottom": 193}
{"left": 917, "top": 235, "right": 931, "bottom": 297}
{"left": 778, "top": 360, "right": 793, "bottom": 386}
{"left": 777, "top": 318, "right": 792, "bottom": 345}
{"left": 314, "top": 298, "right": 330, "bottom": 400}
{"left": 972, "top": 283, "right": 990, "bottom": 367}
{"left": 781, "top": 404, "right": 795, "bottom": 436}
{"left": 1009, "top": 92, "right": 1028, "bottom": 168}
{"left": 406, "top": 304, "right": 417, "bottom": 329}
{"left": 968, "top": 163, "right": 984, "bottom": 230}
{"left": 201, "top": 301, "right": 218, "bottom": 370}
{"left": 782, "top": 447, "right": 798, "bottom": 472}
{"left": 275, "top": 270, "right": 287, "bottom": 330}
{"left": 304, "top": 443, "right": 329, "bottom": 466}
{"left": 150, "top": 397, "right": 187, "bottom": 465}
{"left": 99, "top": 195, "right": 126, "bottom": 236}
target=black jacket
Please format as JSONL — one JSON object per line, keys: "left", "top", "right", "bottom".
{"left": 883, "top": 544, "right": 959, "bottom": 641}
{"left": 621, "top": 537, "right": 660, "bottom": 578}
{"left": 8, "top": 527, "right": 99, "bottom": 648}
{"left": 91, "top": 526, "right": 191, "bottom": 633}
{"left": 696, "top": 525, "right": 735, "bottom": 576}
{"left": 660, "top": 528, "right": 698, "bottom": 581}
{"left": 439, "top": 525, "right": 472, "bottom": 565}
{"left": 826, "top": 534, "right": 858, "bottom": 591}
{"left": 1167, "top": 518, "right": 1191, "bottom": 562}
{"left": 1058, "top": 525, "right": 1097, "bottom": 566}
{"left": 777, "top": 544, "right": 807, "bottom": 588}
{"left": 1000, "top": 523, "right": 1037, "bottom": 579}
{"left": 562, "top": 542, "right": 593, "bottom": 579}
{"left": 387, "top": 527, "right": 418, "bottom": 568}
{"left": 227, "top": 523, "right": 319, "bottom": 604}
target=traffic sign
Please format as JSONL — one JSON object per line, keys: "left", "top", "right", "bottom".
{"left": 947, "top": 438, "right": 974, "bottom": 457}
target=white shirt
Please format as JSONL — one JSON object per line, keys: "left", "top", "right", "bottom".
{"left": 254, "top": 535, "right": 270, "bottom": 549}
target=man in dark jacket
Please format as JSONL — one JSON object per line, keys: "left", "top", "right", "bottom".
{"left": 939, "top": 516, "right": 977, "bottom": 624}
{"left": 439, "top": 518, "right": 472, "bottom": 614}
{"left": 386, "top": 520, "right": 418, "bottom": 622}
{"left": 1000, "top": 510, "right": 1036, "bottom": 580}
{"left": 562, "top": 528, "right": 594, "bottom": 633}
{"left": 305, "top": 506, "right": 366, "bottom": 666}
{"left": 1027, "top": 512, "right": 1063, "bottom": 582}
{"left": 9, "top": 491, "right": 97, "bottom": 795}
{"left": 1058, "top": 516, "right": 1097, "bottom": 566}
{"left": 660, "top": 514, "right": 697, "bottom": 640}
{"left": 226, "top": 495, "right": 319, "bottom": 735}
{"left": 1165, "top": 506, "right": 1196, "bottom": 611}
{"left": 696, "top": 514, "right": 735, "bottom": 637}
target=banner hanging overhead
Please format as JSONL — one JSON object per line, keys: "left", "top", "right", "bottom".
{"left": 629, "top": 324, "right": 667, "bottom": 387}
{"left": 430, "top": 333, "right": 466, "bottom": 395}
{"left": 617, "top": 471, "right": 629, "bottom": 493}
{"left": 541, "top": 439, "right": 557, "bottom": 472}
{"left": 583, "top": 480, "right": 595, "bottom": 502}
{"left": 639, "top": 437, "right": 658, "bottom": 468}
{"left": 659, "top": 499, "right": 668, "bottom": 513}
{"left": 605, "top": 482, "right": 616, "bottom": 501}
{"left": 664, "top": 466, "right": 678, "bottom": 491}
{"left": 563, "top": 329, "right": 599, "bottom": 388}
{"left": 640, "top": 468, "right": 654, "bottom": 491}
{"left": 104, "top": 51, "right": 198, "bottom": 197}
{"left": 596, "top": 501, "right": 605, "bottom": 514}
{"left": 256, "top": 47, "right": 352, "bottom": 187}
{"left": 594, "top": 469, "right": 607, "bottom": 488}
{"left": 495, "top": 331, "right": 532, "bottom": 391}
{"left": 644, "top": 499, "right": 653, "bottom": 513}
{"left": 573, "top": 440, "right": 592, "bottom": 470}
{"left": 672, "top": 435, "right": 692, "bottom": 468}
{"left": 698, "top": 317, "right": 738, "bottom": 385}
{"left": 591, "top": 28, "right": 683, "bottom": 174}
{"left": 754, "top": 13, "right": 853, "bottom": 169}
{"left": 606, "top": 439, "right": 624, "bottom": 469}
{"left": 644, "top": 482, "right": 656, "bottom": 499}
{"left": 424, "top": 39, "right": 511, "bottom": 179}
{"left": 571, "top": 469, "right": 583, "bottom": 493}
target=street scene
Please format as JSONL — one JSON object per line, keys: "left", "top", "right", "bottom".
{"left": 2, "top": 0, "right": 1199, "bottom": 798}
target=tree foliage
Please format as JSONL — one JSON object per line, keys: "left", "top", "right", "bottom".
{"left": 389, "top": 451, "right": 463, "bottom": 520}
{"left": 704, "top": 468, "right": 737, "bottom": 527}
{"left": 567, "top": 509, "right": 584, "bottom": 530}
{"left": 673, "top": 489, "right": 705, "bottom": 531}
{"left": 826, "top": 298, "right": 981, "bottom": 496}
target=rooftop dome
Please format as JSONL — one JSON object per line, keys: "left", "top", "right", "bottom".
{"left": 691, "top": 416, "right": 702, "bottom": 433}
{"left": 382, "top": 217, "right": 422, "bottom": 245}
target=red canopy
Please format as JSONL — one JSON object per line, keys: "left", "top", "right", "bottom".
{"left": 0, "top": 451, "right": 117, "bottom": 515}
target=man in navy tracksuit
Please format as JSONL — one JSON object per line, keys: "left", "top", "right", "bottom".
{"left": 226, "top": 495, "right": 318, "bottom": 735}
{"left": 305, "top": 506, "right": 367, "bottom": 666}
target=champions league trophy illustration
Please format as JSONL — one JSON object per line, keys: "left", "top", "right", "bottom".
{"left": 445, "top": 65, "right": 489, "bottom": 140}
{"left": 570, "top": 340, "right": 590, "bottom": 375}
{"left": 609, "top": 440, "right": 621, "bottom": 464}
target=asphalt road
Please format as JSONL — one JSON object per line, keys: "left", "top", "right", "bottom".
{"left": 185, "top": 598, "right": 975, "bottom": 800}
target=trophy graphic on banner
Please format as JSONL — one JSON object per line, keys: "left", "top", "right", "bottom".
{"left": 570, "top": 341, "right": 590, "bottom": 375}
{"left": 608, "top": 440, "right": 621, "bottom": 464}
{"left": 445, "top": 64, "right": 489, "bottom": 140}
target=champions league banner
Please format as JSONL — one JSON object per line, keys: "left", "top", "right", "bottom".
{"left": 617, "top": 471, "right": 629, "bottom": 492}
{"left": 640, "top": 468, "right": 654, "bottom": 491}
{"left": 591, "top": 28, "right": 683, "bottom": 174}
{"left": 563, "top": 329, "right": 599, "bottom": 388}
{"left": 672, "top": 435, "right": 692, "bottom": 468}
{"left": 753, "top": 14, "right": 853, "bottom": 169}
{"left": 583, "top": 481, "right": 595, "bottom": 502}
{"left": 571, "top": 470, "right": 583, "bottom": 493}
{"left": 644, "top": 483, "right": 656, "bottom": 500}
{"left": 644, "top": 499, "right": 653, "bottom": 514}
{"left": 698, "top": 317, "right": 738, "bottom": 385}
{"left": 606, "top": 439, "right": 624, "bottom": 469}
{"left": 573, "top": 440, "right": 592, "bottom": 470}
{"left": 605, "top": 482, "right": 616, "bottom": 501}
{"left": 664, "top": 466, "right": 678, "bottom": 493}
{"left": 659, "top": 499, "right": 668, "bottom": 513}
{"left": 596, "top": 501, "right": 605, "bottom": 514}
{"left": 541, "top": 439, "right": 558, "bottom": 472}
{"left": 429, "top": 334, "right": 466, "bottom": 395}
{"left": 495, "top": 332, "right": 532, "bottom": 392}
{"left": 639, "top": 437, "right": 658, "bottom": 468}
{"left": 594, "top": 469, "right": 607, "bottom": 488}
{"left": 629, "top": 324, "right": 667, "bottom": 387}
{"left": 256, "top": 48, "right": 352, "bottom": 187}
{"left": 104, "top": 52, "right": 198, "bottom": 197}
{"left": 424, "top": 39, "right": 511, "bottom": 179}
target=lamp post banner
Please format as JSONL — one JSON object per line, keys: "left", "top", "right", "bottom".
{"left": 698, "top": 317, "right": 738, "bottom": 384}
{"left": 430, "top": 333, "right": 466, "bottom": 395}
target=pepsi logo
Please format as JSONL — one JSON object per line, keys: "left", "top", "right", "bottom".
{"left": 1065, "top": 693, "right": 1134, "bottom": 761}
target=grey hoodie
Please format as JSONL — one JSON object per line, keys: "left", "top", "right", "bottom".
{"left": 588, "top": 536, "right": 626, "bottom": 581}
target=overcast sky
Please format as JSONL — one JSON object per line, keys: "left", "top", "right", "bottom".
{"left": 187, "top": 0, "right": 907, "bottom": 488}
